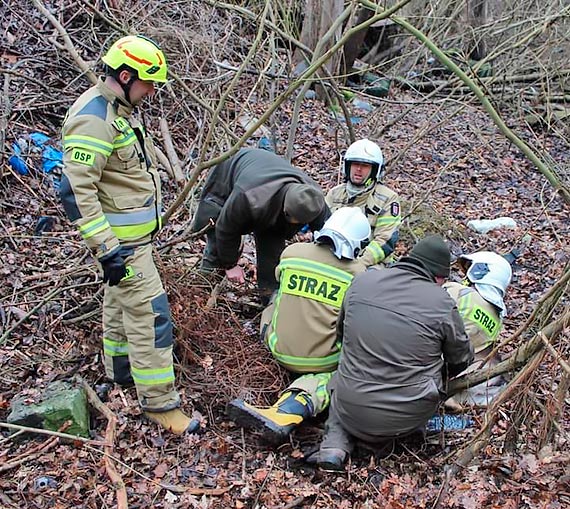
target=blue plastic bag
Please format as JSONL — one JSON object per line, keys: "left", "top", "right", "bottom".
{"left": 29, "top": 132, "right": 51, "bottom": 147}
{"left": 8, "top": 142, "right": 28, "bottom": 175}
{"left": 8, "top": 132, "right": 63, "bottom": 176}
{"left": 42, "top": 145, "right": 63, "bottom": 174}
{"left": 257, "top": 136, "right": 276, "bottom": 153}
{"left": 31, "top": 132, "right": 63, "bottom": 173}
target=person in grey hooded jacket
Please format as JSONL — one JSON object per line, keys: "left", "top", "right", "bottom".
{"left": 311, "top": 235, "right": 474, "bottom": 470}
{"left": 191, "top": 148, "right": 329, "bottom": 299}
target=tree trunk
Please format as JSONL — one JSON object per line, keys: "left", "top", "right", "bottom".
{"left": 340, "top": 6, "right": 375, "bottom": 76}
{"left": 465, "top": 0, "right": 488, "bottom": 60}
{"left": 293, "top": 0, "right": 344, "bottom": 75}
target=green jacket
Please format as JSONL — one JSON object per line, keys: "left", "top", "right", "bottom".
{"left": 193, "top": 148, "right": 329, "bottom": 269}
{"left": 60, "top": 78, "right": 162, "bottom": 260}
{"left": 325, "top": 182, "right": 400, "bottom": 267}
{"left": 265, "top": 242, "right": 366, "bottom": 373}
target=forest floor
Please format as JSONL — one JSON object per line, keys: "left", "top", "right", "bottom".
{"left": 1, "top": 86, "right": 569, "bottom": 508}
{"left": 1, "top": 4, "right": 570, "bottom": 506}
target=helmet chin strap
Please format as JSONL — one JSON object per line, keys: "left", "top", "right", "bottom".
{"left": 119, "top": 73, "right": 138, "bottom": 106}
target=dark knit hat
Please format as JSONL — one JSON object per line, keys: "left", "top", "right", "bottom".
{"left": 409, "top": 235, "right": 450, "bottom": 278}
{"left": 283, "top": 184, "right": 325, "bottom": 224}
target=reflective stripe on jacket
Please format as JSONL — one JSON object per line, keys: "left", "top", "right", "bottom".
{"left": 60, "top": 78, "right": 162, "bottom": 259}
{"left": 266, "top": 242, "right": 366, "bottom": 373}
{"left": 444, "top": 282, "right": 502, "bottom": 353}
{"left": 325, "top": 182, "right": 401, "bottom": 267}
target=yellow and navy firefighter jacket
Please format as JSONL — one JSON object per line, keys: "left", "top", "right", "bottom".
{"left": 265, "top": 242, "right": 366, "bottom": 374}
{"left": 59, "top": 78, "right": 162, "bottom": 261}
{"left": 444, "top": 282, "right": 502, "bottom": 354}
{"left": 325, "top": 182, "right": 401, "bottom": 267}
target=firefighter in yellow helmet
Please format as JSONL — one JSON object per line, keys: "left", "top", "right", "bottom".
{"left": 59, "top": 35, "right": 199, "bottom": 434}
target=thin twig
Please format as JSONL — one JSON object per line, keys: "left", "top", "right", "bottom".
{"left": 1, "top": 279, "right": 102, "bottom": 345}
{"left": 0, "top": 426, "right": 67, "bottom": 473}
{"left": 449, "top": 309, "right": 570, "bottom": 395}
{"left": 163, "top": 0, "right": 415, "bottom": 224}
{"left": 491, "top": 265, "right": 570, "bottom": 354}
{"left": 0, "top": 421, "right": 103, "bottom": 444}
{"left": 270, "top": 496, "right": 307, "bottom": 509}
{"left": 539, "top": 331, "right": 570, "bottom": 376}
{"left": 447, "top": 350, "right": 545, "bottom": 476}
{"left": 205, "top": 278, "right": 228, "bottom": 310}
{"left": 0, "top": 286, "right": 65, "bottom": 345}
{"left": 285, "top": 4, "right": 353, "bottom": 161}
{"left": 159, "top": 118, "right": 185, "bottom": 184}
{"left": 77, "top": 376, "right": 128, "bottom": 509}
{"left": 32, "top": 0, "right": 97, "bottom": 85}
{"left": 252, "top": 458, "right": 275, "bottom": 509}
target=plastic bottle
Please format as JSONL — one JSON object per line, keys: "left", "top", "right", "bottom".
{"left": 467, "top": 217, "right": 517, "bottom": 234}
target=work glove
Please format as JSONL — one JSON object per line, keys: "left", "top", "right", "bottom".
{"left": 101, "top": 252, "right": 127, "bottom": 286}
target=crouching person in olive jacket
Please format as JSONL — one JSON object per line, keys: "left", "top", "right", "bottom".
{"left": 309, "top": 235, "right": 474, "bottom": 470}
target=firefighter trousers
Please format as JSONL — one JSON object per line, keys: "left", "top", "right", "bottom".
{"left": 102, "top": 243, "right": 180, "bottom": 412}
{"left": 286, "top": 371, "right": 334, "bottom": 415}
{"left": 260, "top": 304, "right": 334, "bottom": 415}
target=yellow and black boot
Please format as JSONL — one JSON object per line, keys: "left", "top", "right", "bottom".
{"left": 227, "top": 390, "right": 314, "bottom": 443}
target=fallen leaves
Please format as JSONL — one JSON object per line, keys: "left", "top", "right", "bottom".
{"left": 154, "top": 463, "right": 170, "bottom": 479}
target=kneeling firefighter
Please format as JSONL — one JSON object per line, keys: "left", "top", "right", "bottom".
{"left": 227, "top": 207, "right": 371, "bottom": 442}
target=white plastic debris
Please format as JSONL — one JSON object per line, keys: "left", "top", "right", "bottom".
{"left": 467, "top": 217, "right": 517, "bottom": 234}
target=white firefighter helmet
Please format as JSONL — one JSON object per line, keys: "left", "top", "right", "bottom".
{"left": 460, "top": 251, "right": 512, "bottom": 317}
{"left": 314, "top": 207, "right": 371, "bottom": 259}
{"left": 343, "top": 139, "right": 384, "bottom": 183}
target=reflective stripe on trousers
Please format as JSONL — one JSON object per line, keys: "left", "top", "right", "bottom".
{"left": 102, "top": 243, "right": 180, "bottom": 411}
{"left": 287, "top": 371, "right": 335, "bottom": 415}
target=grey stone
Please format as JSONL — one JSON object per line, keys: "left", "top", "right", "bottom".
{"left": 7, "top": 380, "right": 89, "bottom": 437}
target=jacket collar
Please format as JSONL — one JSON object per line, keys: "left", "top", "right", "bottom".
{"left": 96, "top": 77, "right": 134, "bottom": 117}
{"left": 346, "top": 180, "right": 375, "bottom": 200}
{"left": 395, "top": 257, "right": 436, "bottom": 282}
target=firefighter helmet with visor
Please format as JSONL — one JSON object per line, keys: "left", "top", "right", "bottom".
{"left": 314, "top": 207, "right": 371, "bottom": 260}
{"left": 343, "top": 139, "right": 384, "bottom": 183}
{"left": 460, "top": 251, "right": 512, "bottom": 317}
{"left": 102, "top": 35, "right": 168, "bottom": 83}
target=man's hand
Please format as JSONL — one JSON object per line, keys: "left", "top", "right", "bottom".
{"left": 101, "top": 252, "right": 127, "bottom": 286}
{"left": 292, "top": 231, "right": 313, "bottom": 243}
{"left": 225, "top": 265, "right": 246, "bottom": 284}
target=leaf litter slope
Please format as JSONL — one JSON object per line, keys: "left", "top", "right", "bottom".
{"left": 1, "top": 6, "right": 569, "bottom": 509}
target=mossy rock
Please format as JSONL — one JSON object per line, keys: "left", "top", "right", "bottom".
{"left": 7, "top": 380, "right": 90, "bottom": 438}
